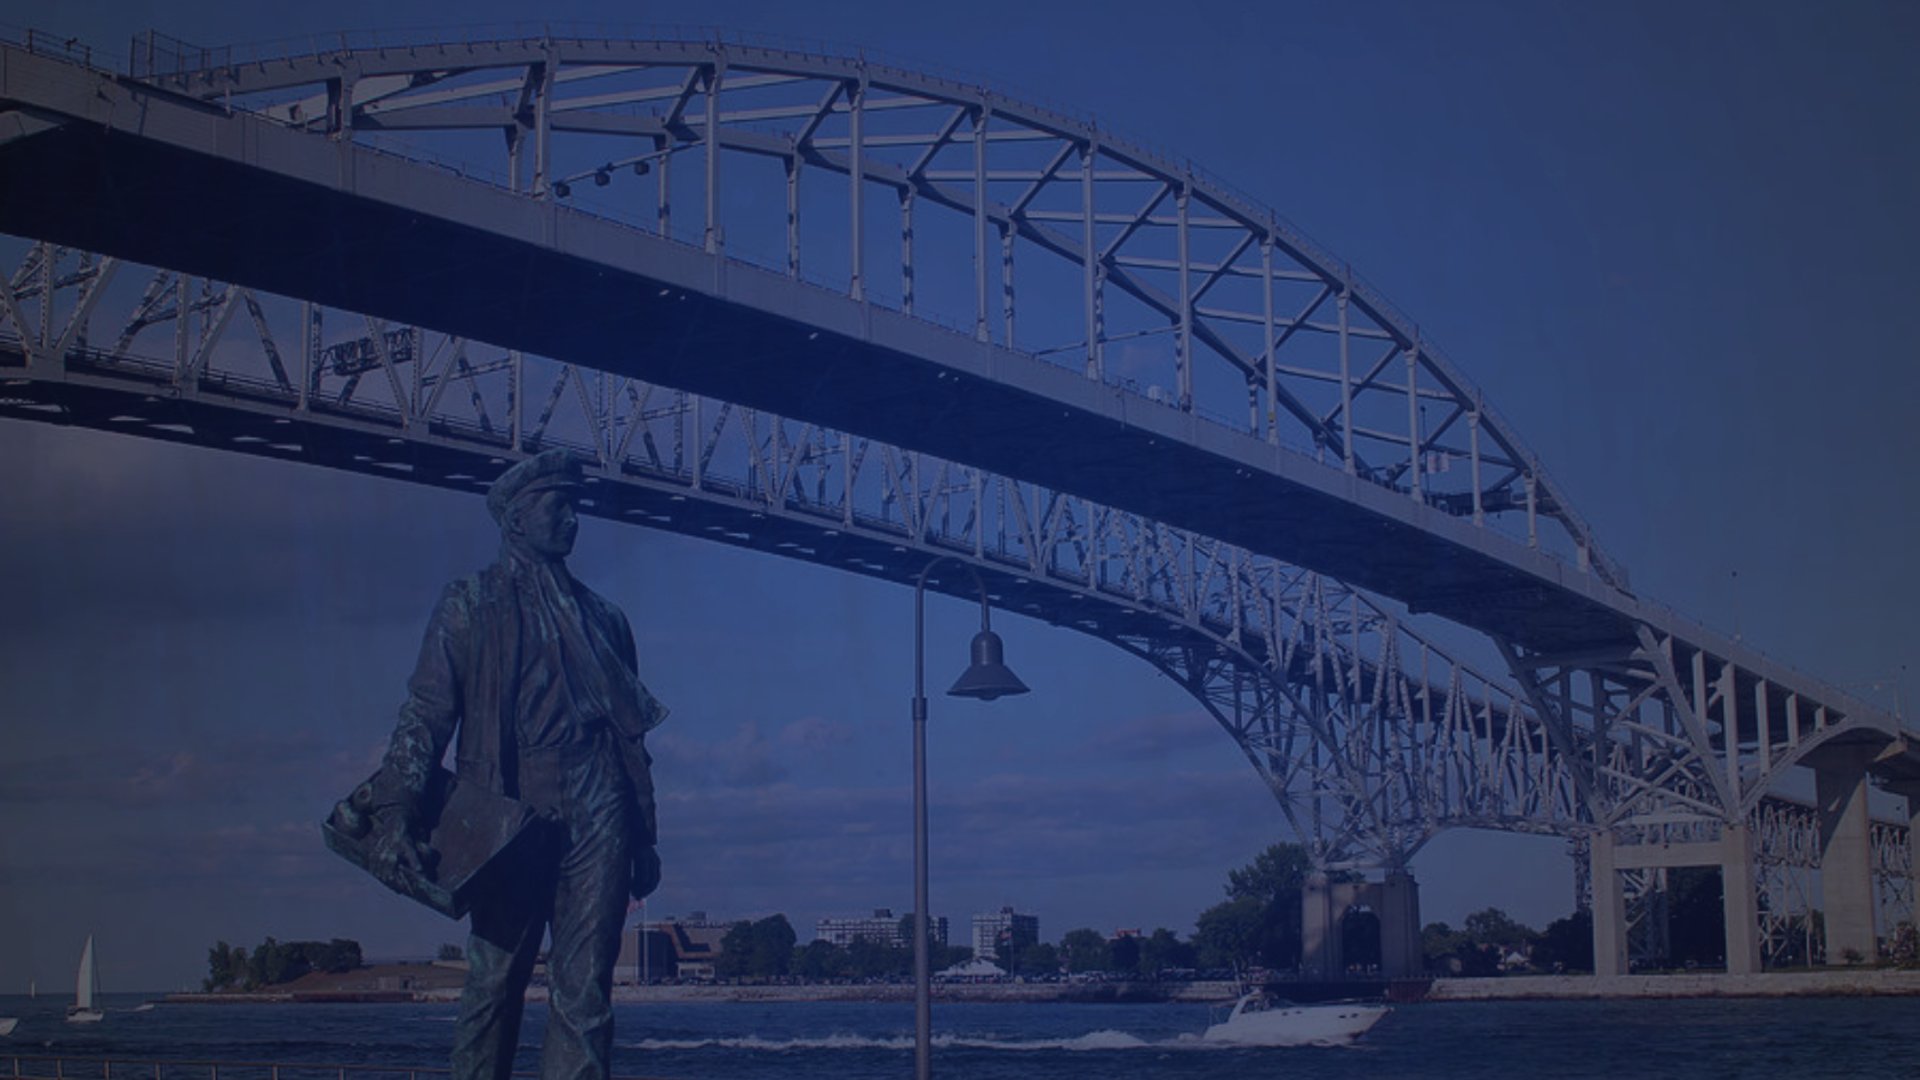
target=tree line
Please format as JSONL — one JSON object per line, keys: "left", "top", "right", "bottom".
{"left": 204, "top": 937, "right": 363, "bottom": 990}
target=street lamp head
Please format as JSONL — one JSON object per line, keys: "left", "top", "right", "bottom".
{"left": 948, "top": 629, "right": 1029, "bottom": 701}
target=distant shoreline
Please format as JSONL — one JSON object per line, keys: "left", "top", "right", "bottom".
{"left": 161, "top": 980, "right": 1246, "bottom": 1006}
{"left": 158, "top": 967, "right": 1920, "bottom": 1005}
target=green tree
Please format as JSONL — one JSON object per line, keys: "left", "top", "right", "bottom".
{"left": 1227, "top": 843, "right": 1313, "bottom": 904}
{"left": 715, "top": 921, "right": 754, "bottom": 980}
{"left": 1109, "top": 934, "right": 1140, "bottom": 975}
{"left": 1137, "top": 928, "right": 1194, "bottom": 977}
{"left": 1533, "top": 911, "right": 1593, "bottom": 972}
{"left": 204, "top": 940, "right": 235, "bottom": 991}
{"left": 1060, "top": 928, "right": 1111, "bottom": 973}
{"left": 1194, "top": 896, "right": 1266, "bottom": 972}
{"left": 795, "top": 939, "right": 847, "bottom": 980}
{"left": 1014, "top": 942, "right": 1058, "bottom": 974}
{"left": 748, "top": 915, "right": 797, "bottom": 977}
{"left": 247, "top": 938, "right": 277, "bottom": 989}
{"left": 1422, "top": 921, "right": 1495, "bottom": 976}
{"left": 847, "top": 937, "right": 907, "bottom": 979}
{"left": 1218, "top": 842, "right": 1322, "bottom": 969}
{"left": 1463, "top": 908, "right": 1535, "bottom": 953}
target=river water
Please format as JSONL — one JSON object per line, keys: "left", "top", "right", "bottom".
{"left": 2, "top": 991, "right": 1913, "bottom": 1079}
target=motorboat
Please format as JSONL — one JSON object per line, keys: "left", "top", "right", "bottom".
{"left": 66, "top": 935, "right": 104, "bottom": 1024}
{"left": 0, "top": 1018, "right": 17, "bottom": 1036}
{"left": 1202, "top": 991, "right": 1388, "bottom": 1046}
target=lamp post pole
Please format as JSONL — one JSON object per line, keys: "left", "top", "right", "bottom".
{"left": 912, "top": 570, "right": 932, "bottom": 1080}
{"left": 911, "top": 556, "right": 1027, "bottom": 1080}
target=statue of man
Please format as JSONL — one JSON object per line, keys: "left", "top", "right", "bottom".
{"left": 369, "top": 449, "right": 664, "bottom": 1080}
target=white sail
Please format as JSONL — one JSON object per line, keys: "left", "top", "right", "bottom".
{"left": 66, "top": 936, "right": 103, "bottom": 1023}
{"left": 75, "top": 936, "right": 95, "bottom": 1010}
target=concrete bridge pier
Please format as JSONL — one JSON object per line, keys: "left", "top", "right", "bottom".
{"left": 1587, "top": 823, "right": 1762, "bottom": 976}
{"left": 1300, "top": 869, "right": 1423, "bottom": 979}
{"left": 1811, "top": 746, "right": 1881, "bottom": 963}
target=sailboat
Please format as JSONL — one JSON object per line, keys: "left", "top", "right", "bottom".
{"left": 66, "top": 936, "right": 104, "bottom": 1023}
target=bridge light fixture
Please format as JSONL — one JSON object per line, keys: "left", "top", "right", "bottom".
{"left": 553, "top": 180, "right": 571, "bottom": 198}
{"left": 594, "top": 168, "right": 611, "bottom": 187}
{"left": 911, "top": 557, "right": 1026, "bottom": 1080}
{"left": 632, "top": 160, "right": 650, "bottom": 177}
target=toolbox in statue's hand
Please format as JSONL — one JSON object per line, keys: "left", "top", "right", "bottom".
{"left": 323, "top": 766, "right": 548, "bottom": 919}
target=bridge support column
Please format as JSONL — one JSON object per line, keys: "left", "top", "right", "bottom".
{"left": 1720, "top": 822, "right": 1763, "bottom": 975}
{"left": 1378, "top": 869, "right": 1422, "bottom": 979}
{"left": 1300, "top": 872, "right": 1342, "bottom": 980}
{"left": 1889, "top": 780, "right": 1920, "bottom": 924}
{"left": 1815, "top": 754, "right": 1878, "bottom": 963}
{"left": 1589, "top": 830, "right": 1628, "bottom": 977}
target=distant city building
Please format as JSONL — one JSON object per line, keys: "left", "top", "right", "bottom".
{"left": 815, "top": 907, "right": 948, "bottom": 948}
{"left": 616, "top": 911, "right": 733, "bottom": 983}
{"left": 971, "top": 906, "right": 1039, "bottom": 960}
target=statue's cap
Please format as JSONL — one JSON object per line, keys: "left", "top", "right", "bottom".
{"left": 487, "top": 449, "right": 584, "bottom": 523}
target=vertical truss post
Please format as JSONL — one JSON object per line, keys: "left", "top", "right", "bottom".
{"left": 900, "top": 188, "right": 915, "bottom": 313}
{"left": 172, "top": 273, "right": 190, "bottom": 383}
{"left": 785, "top": 154, "right": 800, "bottom": 278}
{"left": 1337, "top": 282, "right": 1354, "bottom": 475}
{"left": 655, "top": 134, "right": 671, "bottom": 237}
{"left": 842, "top": 431, "right": 854, "bottom": 527}
{"left": 1000, "top": 224, "right": 1015, "bottom": 346}
{"left": 299, "top": 300, "right": 316, "bottom": 412}
{"left": 36, "top": 244, "right": 52, "bottom": 348}
{"left": 1175, "top": 177, "right": 1192, "bottom": 411}
{"left": 1261, "top": 234, "right": 1276, "bottom": 445}
{"left": 1524, "top": 471, "right": 1539, "bottom": 548}
{"left": 532, "top": 51, "right": 554, "bottom": 199}
{"left": 1405, "top": 342, "right": 1421, "bottom": 502}
{"left": 972, "top": 103, "right": 988, "bottom": 341}
{"left": 509, "top": 350, "right": 523, "bottom": 452}
{"left": 848, "top": 71, "right": 866, "bottom": 303}
{"left": 1081, "top": 140, "right": 1099, "bottom": 380}
{"left": 1468, "top": 408, "right": 1483, "bottom": 525}
{"left": 704, "top": 57, "right": 723, "bottom": 255}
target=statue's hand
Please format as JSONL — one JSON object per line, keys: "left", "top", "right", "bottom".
{"left": 369, "top": 804, "right": 435, "bottom": 884}
{"left": 631, "top": 846, "right": 661, "bottom": 900}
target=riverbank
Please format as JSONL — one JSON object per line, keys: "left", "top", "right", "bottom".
{"left": 162, "top": 967, "right": 1920, "bottom": 1006}
{"left": 163, "top": 978, "right": 1245, "bottom": 1006}
{"left": 1426, "top": 968, "right": 1920, "bottom": 1000}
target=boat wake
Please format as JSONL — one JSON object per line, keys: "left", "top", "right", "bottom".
{"left": 622, "top": 1029, "right": 1362, "bottom": 1053}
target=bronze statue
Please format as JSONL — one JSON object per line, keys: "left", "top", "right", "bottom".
{"left": 350, "top": 449, "right": 665, "bottom": 1080}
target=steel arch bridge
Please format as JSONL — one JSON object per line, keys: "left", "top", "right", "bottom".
{"left": 1, "top": 27, "right": 1914, "bottom": 972}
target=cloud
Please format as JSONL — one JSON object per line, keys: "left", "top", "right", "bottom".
{"left": 0, "top": 731, "right": 375, "bottom": 810}
{"left": 1087, "top": 710, "right": 1220, "bottom": 762}
{"left": 776, "top": 715, "right": 854, "bottom": 751}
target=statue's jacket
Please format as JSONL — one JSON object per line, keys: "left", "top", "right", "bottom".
{"left": 379, "top": 557, "right": 663, "bottom": 875}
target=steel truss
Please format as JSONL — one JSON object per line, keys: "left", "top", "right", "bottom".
{"left": 2, "top": 240, "right": 1910, "bottom": 889}
{"left": 117, "top": 25, "right": 1618, "bottom": 578}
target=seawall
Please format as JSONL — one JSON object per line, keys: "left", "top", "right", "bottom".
{"left": 1425, "top": 969, "right": 1920, "bottom": 1000}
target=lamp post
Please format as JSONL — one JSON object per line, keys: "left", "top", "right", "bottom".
{"left": 913, "top": 556, "right": 1027, "bottom": 1080}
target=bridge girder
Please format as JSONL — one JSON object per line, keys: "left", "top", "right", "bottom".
{"left": 3, "top": 240, "right": 1910, "bottom": 889}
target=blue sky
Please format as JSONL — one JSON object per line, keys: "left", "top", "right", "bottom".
{"left": 2, "top": 0, "right": 1917, "bottom": 992}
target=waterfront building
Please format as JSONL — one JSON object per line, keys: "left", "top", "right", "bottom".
{"left": 615, "top": 911, "right": 733, "bottom": 983}
{"left": 815, "top": 907, "right": 949, "bottom": 948}
{"left": 971, "top": 906, "right": 1039, "bottom": 960}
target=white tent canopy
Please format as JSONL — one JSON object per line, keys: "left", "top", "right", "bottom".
{"left": 936, "top": 957, "right": 1007, "bottom": 979}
